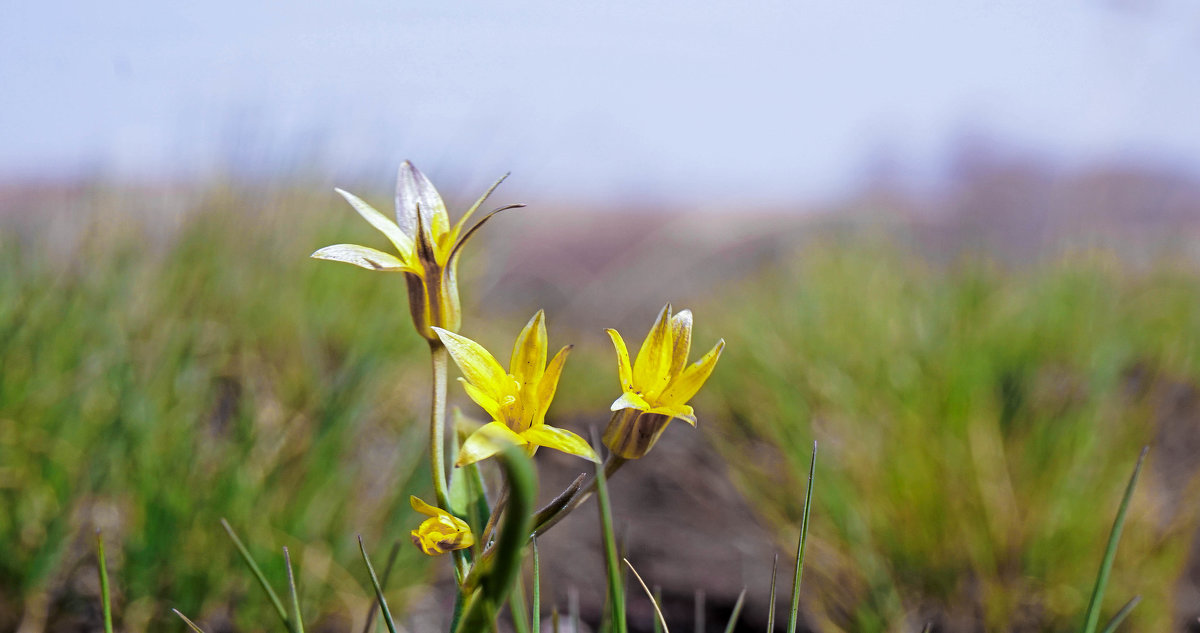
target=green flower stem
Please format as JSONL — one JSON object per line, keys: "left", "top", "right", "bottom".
{"left": 429, "top": 339, "right": 470, "bottom": 583}
{"left": 455, "top": 448, "right": 537, "bottom": 633}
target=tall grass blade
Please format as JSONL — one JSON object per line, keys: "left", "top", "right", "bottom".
{"left": 283, "top": 547, "right": 305, "bottom": 633}
{"left": 358, "top": 536, "right": 399, "bottom": 633}
{"left": 532, "top": 536, "right": 541, "bottom": 633}
{"left": 1099, "top": 595, "right": 1141, "bottom": 633}
{"left": 624, "top": 558, "right": 669, "bottom": 633}
{"left": 652, "top": 586, "right": 664, "bottom": 633}
{"left": 788, "top": 441, "right": 817, "bottom": 633}
{"left": 173, "top": 609, "right": 209, "bottom": 633}
{"left": 221, "top": 519, "right": 290, "bottom": 629}
{"left": 361, "top": 542, "right": 401, "bottom": 633}
{"left": 595, "top": 442, "right": 627, "bottom": 633}
{"left": 1080, "top": 447, "right": 1147, "bottom": 633}
{"left": 722, "top": 588, "right": 746, "bottom": 633}
{"left": 766, "top": 554, "right": 779, "bottom": 633}
{"left": 96, "top": 532, "right": 114, "bottom": 633}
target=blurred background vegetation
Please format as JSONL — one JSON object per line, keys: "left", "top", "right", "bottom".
{"left": 3, "top": 156, "right": 1200, "bottom": 632}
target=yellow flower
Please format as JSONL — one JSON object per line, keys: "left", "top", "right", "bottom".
{"left": 409, "top": 495, "right": 475, "bottom": 556}
{"left": 602, "top": 304, "right": 724, "bottom": 459}
{"left": 311, "top": 161, "right": 522, "bottom": 340}
{"left": 433, "top": 311, "right": 599, "bottom": 466}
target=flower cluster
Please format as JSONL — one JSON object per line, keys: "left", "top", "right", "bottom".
{"left": 312, "top": 162, "right": 723, "bottom": 573}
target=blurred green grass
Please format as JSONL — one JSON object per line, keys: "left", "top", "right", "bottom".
{"left": 3, "top": 183, "right": 1200, "bottom": 632}
{"left": 706, "top": 235, "right": 1200, "bottom": 631}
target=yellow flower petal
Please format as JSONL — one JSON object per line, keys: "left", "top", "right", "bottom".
{"left": 610, "top": 390, "right": 651, "bottom": 412}
{"left": 521, "top": 425, "right": 599, "bottom": 462}
{"left": 459, "top": 378, "right": 505, "bottom": 422}
{"left": 434, "top": 328, "right": 512, "bottom": 398}
{"left": 456, "top": 421, "right": 527, "bottom": 466}
{"left": 632, "top": 304, "right": 674, "bottom": 398}
{"left": 410, "top": 495, "right": 442, "bottom": 517}
{"left": 668, "top": 309, "right": 693, "bottom": 379}
{"left": 510, "top": 310, "right": 547, "bottom": 388}
{"left": 646, "top": 403, "right": 697, "bottom": 426}
{"left": 335, "top": 188, "right": 414, "bottom": 258}
{"left": 661, "top": 338, "right": 725, "bottom": 406}
{"left": 535, "top": 345, "right": 571, "bottom": 426}
{"left": 606, "top": 329, "right": 634, "bottom": 392}
{"left": 310, "top": 244, "right": 414, "bottom": 272}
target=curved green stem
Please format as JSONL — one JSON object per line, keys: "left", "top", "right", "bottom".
{"left": 429, "top": 340, "right": 451, "bottom": 508}
{"left": 429, "top": 339, "right": 470, "bottom": 583}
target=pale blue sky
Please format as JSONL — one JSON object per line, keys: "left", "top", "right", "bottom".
{"left": 3, "top": 1, "right": 1199, "bottom": 202}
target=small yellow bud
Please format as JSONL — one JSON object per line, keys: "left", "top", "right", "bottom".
{"left": 408, "top": 496, "right": 474, "bottom": 556}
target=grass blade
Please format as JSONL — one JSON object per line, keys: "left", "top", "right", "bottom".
{"left": 221, "top": 518, "right": 290, "bottom": 630}
{"left": 361, "top": 542, "right": 401, "bottom": 633}
{"left": 652, "top": 586, "right": 664, "bottom": 633}
{"left": 1080, "top": 447, "right": 1147, "bottom": 633}
{"left": 95, "top": 531, "right": 114, "bottom": 633}
{"left": 173, "top": 609, "right": 210, "bottom": 633}
{"left": 766, "top": 554, "right": 779, "bottom": 633}
{"left": 624, "top": 558, "right": 669, "bottom": 633}
{"left": 283, "top": 547, "right": 305, "bottom": 633}
{"left": 532, "top": 536, "right": 541, "bottom": 633}
{"left": 788, "top": 441, "right": 817, "bottom": 633}
{"left": 722, "top": 588, "right": 746, "bottom": 633}
{"left": 1099, "top": 595, "right": 1141, "bottom": 633}
{"left": 358, "top": 536, "right": 399, "bottom": 633}
{"left": 595, "top": 438, "right": 627, "bottom": 633}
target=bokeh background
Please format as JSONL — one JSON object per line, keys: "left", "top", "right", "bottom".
{"left": 4, "top": 2, "right": 1200, "bottom": 631}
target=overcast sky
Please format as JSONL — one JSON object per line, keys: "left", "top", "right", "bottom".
{"left": 3, "top": 1, "right": 1199, "bottom": 202}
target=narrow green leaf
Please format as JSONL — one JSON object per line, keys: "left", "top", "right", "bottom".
{"left": 624, "top": 558, "right": 669, "bottom": 633}
{"left": 1080, "top": 447, "right": 1147, "bottom": 633}
{"left": 766, "top": 554, "right": 779, "bottom": 633}
{"left": 221, "top": 519, "right": 290, "bottom": 629}
{"left": 358, "top": 536, "right": 399, "bottom": 633}
{"left": 531, "top": 536, "right": 541, "bottom": 633}
{"left": 722, "top": 588, "right": 746, "bottom": 633}
{"left": 173, "top": 609, "right": 209, "bottom": 633}
{"left": 595, "top": 439, "right": 627, "bottom": 633}
{"left": 1099, "top": 595, "right": 1141, "bottom": 633}
{"left": 362, "top": 542, "right": 401, "bottom": 633}
{"left": 652, "top": 586, "right": 664, "bottom": 633}
{"left": 788, "top": 441, "right": 817, "bottom": 633}
{"left": 96, "top": 532, "right": 114, "bottom": 633}
{"left": 283, "top": 547, "right": 305, "bottom": 633}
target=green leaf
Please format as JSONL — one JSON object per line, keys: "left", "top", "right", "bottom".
{"left": 283, "top": 547, "right": 305, "bottom": 633}
{"left": 1080, "top": 447, "right": 1147, "bottom": 633}
{"left": 221, "top": 519, "right": 290, "bottom": 630}
{"left": 96, "top": 532, "right": 113, "bottom": 633}
{"left": 766, "top": 554, "right": 779, "bottom": 633}
{"left": 172, "top": 609, "right": 209, "bottom": 633}
{"left": 358, "top": 536, "right": 398, "bottom": 633}
{"left": 1099, "top": 595, "right": 1141, "bottom": 633}
{"left": 788, "top": 441, "right": 817, "bottom": 633}
{"left": 595, "top": 444, "right": 627, "bottom": 633}
{"left": 722, "top": 588, "right": 746, "bottom": 633}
